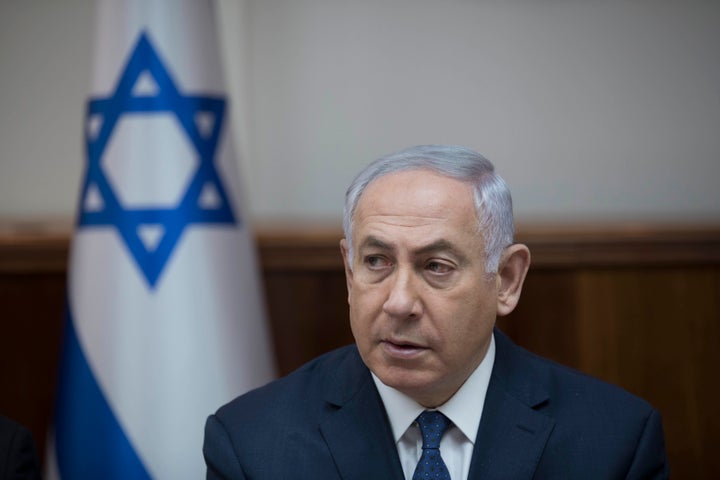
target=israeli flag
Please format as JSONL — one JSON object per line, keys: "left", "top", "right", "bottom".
{"left": 46, "top": 1, "right": 275, "bottom": 478}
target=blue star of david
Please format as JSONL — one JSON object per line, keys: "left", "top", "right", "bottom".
{"left": 78, "top": 32, "right": 238, "bottom": 288}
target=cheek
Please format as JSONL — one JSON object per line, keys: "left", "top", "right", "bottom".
{"left": 350, "top": 283, "right": 386, "bottom": 312}
{"left": 432, "top": 292, "right": 496, "bottom": 345}
{"left": 348, "top": 287, "right": 381, "bottom": 336}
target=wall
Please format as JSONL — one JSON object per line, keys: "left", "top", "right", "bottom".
{"left": 1, "top": 0, "right": 719, "bottom": 223}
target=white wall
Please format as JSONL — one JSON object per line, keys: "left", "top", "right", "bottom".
{"left": 2, "top": 0, "right": 719, "bottom": 224}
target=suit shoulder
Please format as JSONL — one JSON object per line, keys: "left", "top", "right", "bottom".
{"left": 0, "top": 415, "right": 41, "bottom": 480}
{"left": 492, "top": 332, "right": 669, "bottom": 477}
{"left": 213, "top": 345, "right": 360, "bottom": 423}
{"left": 536, "top": 350, "right": 653, "bottom": 413}
{"left": 494, "top": 330, "right": 656, "bottom": 417}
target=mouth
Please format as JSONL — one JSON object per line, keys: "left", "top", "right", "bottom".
{"left": 381, "top": 338, "right": 429, "bottom": 359}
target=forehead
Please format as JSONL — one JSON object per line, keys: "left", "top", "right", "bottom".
{"left": 359, "top": 168, "right": 474, "bottom": 210}
{"left": 354, "top": 169, "right": 478, "bottom": 238}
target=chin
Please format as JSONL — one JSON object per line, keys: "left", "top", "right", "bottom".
{"left": 375, "top": 364, "right": 437, "bottom": 394}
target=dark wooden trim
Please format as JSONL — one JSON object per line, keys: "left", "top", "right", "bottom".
{"left": 516, "top": 223, "right": 720, "bottom": 268}
{"left": 0, "top": 234, "right": 69, "bottom": 273}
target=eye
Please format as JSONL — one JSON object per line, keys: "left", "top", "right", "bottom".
{"left": 425, "top": 260, "right": 453, "bottom": 275}
{"left": 364, "top": 255, "right": 392, "bottom": 270}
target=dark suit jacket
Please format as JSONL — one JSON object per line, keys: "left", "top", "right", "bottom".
{"left": 0, "top": 416, "right": 41, "bottom": 480}
{"left": 204, "top": 328, "right": 669, "bottom": 479}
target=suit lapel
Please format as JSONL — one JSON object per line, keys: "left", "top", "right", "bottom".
{"left": 319, "top": 348, "right": 404, "bottom": 480}
{"left": 468, "top": 329, "right": 555, "bottom": 480}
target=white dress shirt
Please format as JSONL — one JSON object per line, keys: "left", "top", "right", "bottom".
{"left": 372, "top": 333, "right": 496, "bottom": 480}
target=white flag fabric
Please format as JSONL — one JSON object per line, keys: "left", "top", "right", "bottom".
{"left": 47, "top": 1, "right": 275, "bottom": 478}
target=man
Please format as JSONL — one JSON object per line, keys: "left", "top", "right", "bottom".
{"left": 204, "top": 145, "right": 669, "bottom": 479}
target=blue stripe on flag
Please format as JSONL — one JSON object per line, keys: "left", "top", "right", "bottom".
{"left": 55, "top": 304, "right": 152, "bottom": 479}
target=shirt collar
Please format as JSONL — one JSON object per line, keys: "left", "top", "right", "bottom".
{"left": 372, "top": 332, "right": 496, "bottom": 445}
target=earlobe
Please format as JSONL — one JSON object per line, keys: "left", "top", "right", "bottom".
{"left": 496, "top": 244, "right": 531, "bottom": 317}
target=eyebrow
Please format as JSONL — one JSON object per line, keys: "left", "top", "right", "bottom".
{"left": 358, "top": 236, "right": 393, "bottom": 252}
{"left": 358, "top": 236, "right": 470, "bottom": 265}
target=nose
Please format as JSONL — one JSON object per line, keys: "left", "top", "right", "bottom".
{"left": 382, "top": 268, "right": 422, "bottom": 320}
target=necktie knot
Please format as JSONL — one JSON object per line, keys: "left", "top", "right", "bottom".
{"left": 416, "top": 410, "right": 451, "bottom": 450}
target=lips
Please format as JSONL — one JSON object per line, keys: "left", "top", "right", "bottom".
{"left": 381, "top": 338, "right": 429, "bottom": 359}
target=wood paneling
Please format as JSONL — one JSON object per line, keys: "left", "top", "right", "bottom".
{"left": 1, "top": 221, "right": 719, "bottom": 477}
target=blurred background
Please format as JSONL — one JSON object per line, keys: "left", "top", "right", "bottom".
{"left": 2, "top": 0, "right": 719, "bottom": 224}
{"left": 1, "top": 0, "right": 719, "bottom": 478}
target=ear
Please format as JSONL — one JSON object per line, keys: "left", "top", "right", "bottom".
{"left": 496, "top": 243, "right": 531, "bottom": 317}
{"left": 340, "top": 239, "right": 354, "bottom": 302}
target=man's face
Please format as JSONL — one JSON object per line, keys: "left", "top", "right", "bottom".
{"left": 341, "top": 169, "right": 499, "bottom": 407}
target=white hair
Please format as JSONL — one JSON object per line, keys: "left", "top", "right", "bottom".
{"left": 342, "top": 145, "right": 515, "bottom": 273}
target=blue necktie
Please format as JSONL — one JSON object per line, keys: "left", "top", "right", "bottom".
{"left": 412, "top": 410, "right": 452, "bottom": 480}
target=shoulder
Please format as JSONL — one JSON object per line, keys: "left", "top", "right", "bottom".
{"left": 0, "top": 414, "right": 36, "bottom": 451}
{"left": 213, "top": 344, "right": 364, "bottom": 429}
{"left": 203, "top": 345, "right": 370, "bottom": 478}
{"left": 0, "top": 415, "right": 41, "bottom": 480}
{"left": 492, "top": 329, "right": 668, "bottom": 477}
{"left": 493, "top": 328, "right": 655, "bottom": 416}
